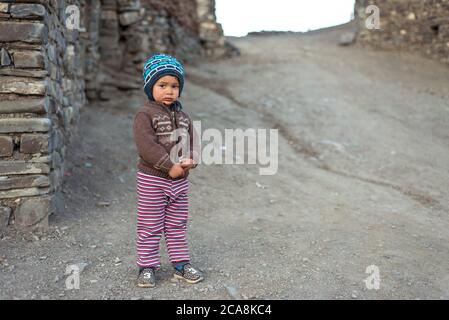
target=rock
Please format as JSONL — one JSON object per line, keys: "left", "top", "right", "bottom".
{"left": 101, "top": 10, "right": 118, "bottom": 21}
{"left": 10, "top": 4, "right": 46, "bottom": 19}
{"left": 0, "top": 136, "right": 13, "bottom": 157}
{"left": 0, "top": 21, "right": 47, "bottom": 43}
{"left": 96, "top": 201, "right": 110, "bottom": 207}
{"left": 51, "top": 151, "right": 62, "bottom": 168}
{"left": 15, "top": 196, "right": 52, "bottom": 227}
{"left": 0, "top": 68, "right": 48, "bottom": 78}
{"left": 407, "top": 12, "right": 416, "bottom": 20}
{"left": 0, "top": 187, "right": 51, "bottom": 199}
{"left": 51, "top": 129, "right": 64, "bottom": 152}
{"left": 29, "top": 155, "right": 51, "bottom": 164}
{"left": 0, "top": 97, "right": 49, "bottom": 114}
{"left": 0, "top": 118, "right": 51, "bottom": 133}
{"left": 20, "top": 134, "right": 49, "bottom": 154}
{"left": 199, "top": 21, "right": 220, "bottom": 42}
{"left": 0, "top": 161, "right": 50, "bottom": 175}
{"left": 339, "top": 32, "right": 357, "bottom": 46}
{"left": 13, "top": 50, "right": 45, "bottom": 69}
{"left": 99, "top": 66, "right": 141, "bottom": 90}
{"left": 0, "top": 77, "right": 47, "bottom": 95}
{"left": 119, "top": 12, "right": 141, "bottom": 26}
{"left": 0, "top": 206, "right": 11, "bottom": 235}
{"left": 0, "top": 48, "right": 12, "bottom": 66}
{"left": 0, "top": 3, "right": 9, "bottom": 13}
{"left": 0, "top": 175, "right": 50, "bottom": 191}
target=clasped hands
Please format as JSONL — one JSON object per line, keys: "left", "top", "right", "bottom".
{"left": 168, "top": 158, "right": 196, "bottom": 178}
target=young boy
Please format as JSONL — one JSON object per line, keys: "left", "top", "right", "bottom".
{"left": 133, "top": 53, "right": 203, "bottom": 288}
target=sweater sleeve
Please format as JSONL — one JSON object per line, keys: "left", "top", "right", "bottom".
{"left": 133, "top": 111, "right": 174, "bottom": 173}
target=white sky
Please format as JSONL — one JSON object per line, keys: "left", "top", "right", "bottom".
{"left": 216, "top": 0, "right": 355, "bottom": 37}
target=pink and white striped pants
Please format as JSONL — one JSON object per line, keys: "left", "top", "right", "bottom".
{"left": 136, "top": 171, "right": 190, "bottom": 268}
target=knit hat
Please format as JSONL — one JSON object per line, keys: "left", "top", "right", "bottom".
{"left": 142, "top": 53, "right": 185, "bottom": 102}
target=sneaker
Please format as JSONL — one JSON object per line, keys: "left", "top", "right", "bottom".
{"left": 173, "top": 263, "right": 204, "bottom": 284}
{"left": 136, "top": 267, "right": 156, "bottom": 288}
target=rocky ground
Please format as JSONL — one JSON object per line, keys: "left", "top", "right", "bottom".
{"left": 1, "top": 23, "right": 449, "bottom": 300}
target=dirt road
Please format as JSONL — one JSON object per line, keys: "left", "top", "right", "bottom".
{"left": 1, "top": 24, "right": 449, "bottom": 300}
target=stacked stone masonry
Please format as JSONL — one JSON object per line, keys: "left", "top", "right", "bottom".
{"left": 0, "top": 0, "right": 235, "bottom": 233}
{"left": 355, "top": 0, "right": 449, "bottom": 65}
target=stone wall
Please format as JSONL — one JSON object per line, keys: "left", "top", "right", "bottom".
{"left": 0, "top": 0, "right": 236, "bottom": 233}
{"left": 197, "top": 0, "right": 230, "bottom": 58}
{"left": 0, "top": 0, "right": 86, "bottom": 233}
{"left": 90, "top": 0, "right": 234, "bottom": 100}
{"left": 355, "top": 0, "right": 449, "bottom": 65}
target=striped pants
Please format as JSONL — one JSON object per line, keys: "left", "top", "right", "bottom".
{"left": 136, "top": 171, "right": 190, "bottom": 268}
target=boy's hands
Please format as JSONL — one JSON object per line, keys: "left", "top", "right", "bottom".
{"left": 180, "top": 158, "right": 196, "bottom": 171}
{"left": 168, "top": 163, "right": 185, "bottom": 178}
{"left": 169, "top": 159, "right": 197, "bottom": 178}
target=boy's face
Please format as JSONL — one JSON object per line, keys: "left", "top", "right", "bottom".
{"left": 152, "top": 75, "right": 180, "bottom": 106}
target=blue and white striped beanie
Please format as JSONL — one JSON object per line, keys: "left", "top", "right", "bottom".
{"left": 142, "top": 53, "right": 185, "bottom": 101}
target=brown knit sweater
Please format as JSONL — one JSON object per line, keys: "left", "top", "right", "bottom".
{"left": 133, "top": 100, "right": 199, "bottom": 180}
